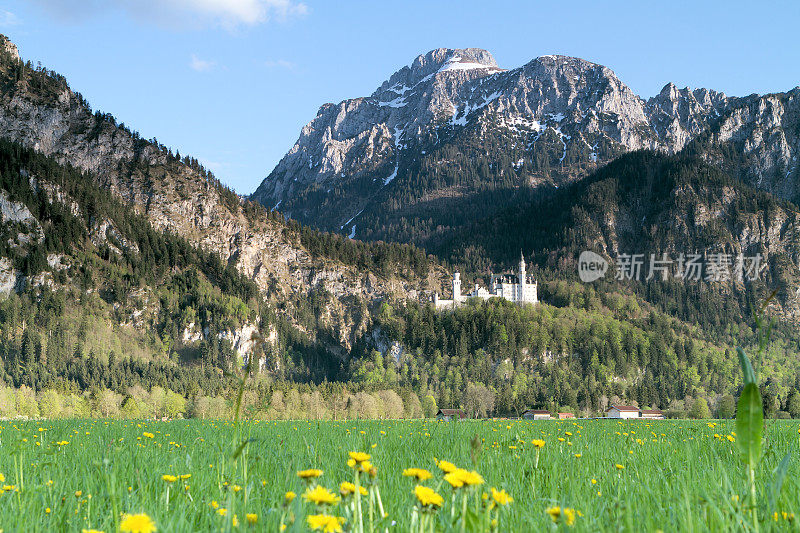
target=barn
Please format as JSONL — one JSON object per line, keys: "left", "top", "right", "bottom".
{"left": 522, "top": 409, "right": 552, "bottom": 420}
{"left": 436, "top": 409, "right": 467, "bottom": 421}
{"left": 641, "top": 409, "right": 665, "bottom": 420}
{"left": 606, "top": 405, "right": 641, "bottom": 419}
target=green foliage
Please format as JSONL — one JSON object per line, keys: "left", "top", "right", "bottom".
{"left": 689, "top": 398, "right": 712, "bottom": 419}
{"left": 716, "top": 394, "right": 736, "bottom": 419}
{"left": 736, "top": 382, "right": 763, "bottom": 466}
{"left": 348, "top": 297, "right": 768, "bottom": 416}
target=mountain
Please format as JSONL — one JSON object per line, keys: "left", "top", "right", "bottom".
{"left": 436, "top": 150, "right": 800, "bottom": 322}
{"left": 0, "top": 36, "right": 798, "bottom": 417}
{"left": 252, "top": 47, "right": 799, "bottom": 249}
{"left": 0, "top": 34, "right": 447, "bottom": 363}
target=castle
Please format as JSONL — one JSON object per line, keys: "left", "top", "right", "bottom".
{"left": 434, "top": 252, "right": 538, "bottom": 308}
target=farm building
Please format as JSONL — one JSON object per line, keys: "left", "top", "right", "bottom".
{"left": 522, "top": 409, "right": 552, "bottom": 420}
{"left": 558, "top": 412, "right": 575, "bottom": 419}
{"left": 436, "top": 409, "right": 467, "bottom": 421}
{"left": 606, "top": 405, "right": 641, "bottom": 419}
{"left": 641, "top": 409, "right": 665, "bottom": 420}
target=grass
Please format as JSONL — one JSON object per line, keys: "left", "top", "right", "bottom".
{"left": 0, "top": 418, "right": 797, "bottom": 531}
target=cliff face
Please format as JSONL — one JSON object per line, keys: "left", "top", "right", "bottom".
{"left": 691, "top": 90, "right": 800, "bottom": 202}
{"left": 0, "top": 35, "right": 445, "bottom": 354}
{"left": 253, "top": 47, "right": 799, "bottom": 249}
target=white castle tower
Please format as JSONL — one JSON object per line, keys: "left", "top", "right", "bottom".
{"left": 453, "top": 272, "right": 463, "bottom": 303}
{"left": 518, "top": 251, "right": 526, "bottom": 302}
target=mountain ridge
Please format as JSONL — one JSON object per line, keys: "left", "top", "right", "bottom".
{"left": 0, "top": 34, "right": 448, "bottom": 358}
{"left": 252, "top": 47, "right": 798, "bottom": 248}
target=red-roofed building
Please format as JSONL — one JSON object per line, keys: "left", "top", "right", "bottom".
{"left": 436, "top": 409, "right": 467, "bottom": 421}
{"left": 641, "top": 409, "right": 665, "bottom": 420}
{"left": 558, "top": 412, "right": 575, "bottom": 419}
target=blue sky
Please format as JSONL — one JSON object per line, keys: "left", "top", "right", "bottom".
{"left": 2, "top": 0, "right": 799, "bottom": 193}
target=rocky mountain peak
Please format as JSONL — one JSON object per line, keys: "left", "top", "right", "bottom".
{"left": 375, "top": 47, "right": 501, "bottom": 96}
{"left": 0, "top": 34, "right": 20, "bottom": 62}
{"left": 416, "top": 47, "right": 498, "bottom": 71}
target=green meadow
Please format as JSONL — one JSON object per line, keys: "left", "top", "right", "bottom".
{"left": 0, "top": 418, "right": 796, "bottom": 532}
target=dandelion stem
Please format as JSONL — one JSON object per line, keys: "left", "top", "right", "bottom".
{"left": 354, "top": 470, "right": 364, "bottom": 533}
{"left": 460, "top": 490, "right": 468, "bottom": 533}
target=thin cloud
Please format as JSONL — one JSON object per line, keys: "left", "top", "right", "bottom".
{"left": 190, "top": 54, "right": 216, "bottom": 72}
{"left": 198, "top": 157, "right": 225, "bottom": 173}
{"left": 0, "top": 10, "right": 21, "bottom": 27}
{"left": 31, "top": 0, "right": 308, "bottom": 30}
{"left": 264, "top": 58, "right": 295, "bottom": 70}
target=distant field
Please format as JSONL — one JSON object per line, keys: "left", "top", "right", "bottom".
{"left": 0, "top": 418, "right": 796, "bottom": 531}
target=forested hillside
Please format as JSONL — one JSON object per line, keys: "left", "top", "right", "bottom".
{"left": 0, "top": 34, "right": 447, "bottom": 360}
{"left": 0, "top": 139, "right": 262, "bottom": 391}
{"left": 434, "top": 151, "right": 800, "bottom": 330}
{"left": 347, "top": 282, "right": 800, "bottom": 419}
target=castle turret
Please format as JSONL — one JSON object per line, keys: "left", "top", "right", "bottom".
{"left": 518, "top": 251, "right": 526, "bottom": 302}
{"left": 453, "top": 272, "right": 462, "bottom": 302}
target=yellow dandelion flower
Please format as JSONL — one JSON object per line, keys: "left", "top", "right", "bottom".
{"left": 339, "top": 482, "right": 367, "bottom": 496}
{"left": 297, "top": 469, "right": 323, "bottom": 479}
{"left": 447, "top": 468, "right": 485, "bottom": 488}
{"left": 161, "top": 475, "right": 177, "bottom": 483}
{"left": 120, "top": 512, "right": 157, "bottom": 533}
{"left": 284, "top": 491, "right": 296, "bottom": 503}
{"left": 306, "top": 514, "right": 345, "bottom": 532}
{"left": 444, "top": 472, "right": 464, "bottom": 488}
{"left": 564, "top": 508, "right": 577, "bottom": 526}
{"left": 615, "top": 464, "right": 625, "bottom": 470}
{"left": 179, "top": 474, "right": 191, "bottom": 480}
{"left": 531, "top": 439, "right": 545, "bottom": 448}
{"left": 402, "top": 468, "right": 433, "bottom": 481}
{"left": 348, "top": 451, "right": 371, "bottom": 464}
{"left": 75, "top": 491, "right": 82, "bottom": 498}
{"left": 211, "top": 501, "right": 219, "bottom": 509}
{"left": 546, "top": 506, "right": 562, "bottom": 523}
{"left": 437, "top": 460, "right": 457, "bottom": 473}
{"left": 246, "top": 513, "right": 258, "bottom": 525}
{"left": 216, "top": 508, "right": 227, "bottom": 516}
{"left": 82, "top": 529, "right": 104, "bottom": 533}
{"left": 359, "top": 460, "right": 373, "bottom": 473}
{"left": 491, "top": 487, "right": 513, "bottom": 506}
{"left": 142, "top": 432, "right": 154, "bottom": 439}
{"left": 414, "top": 485, "right": 443, "bottom": 508}
{"left": 302, "top": 485, "right": 340, "bottom": 506}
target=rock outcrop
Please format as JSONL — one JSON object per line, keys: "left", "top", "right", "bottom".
{"left": 252, "top": 47, "right": 799, "bottom": 242}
